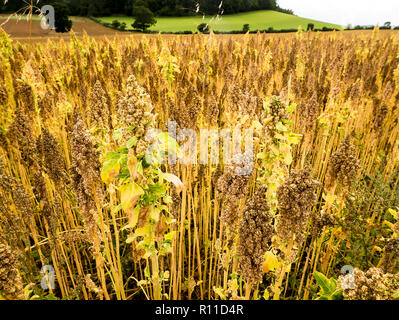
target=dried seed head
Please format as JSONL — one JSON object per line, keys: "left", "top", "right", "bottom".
{"left": 88, "top": 81, "right": 110, "bottom": 129}
{"left": 217, "top": 151, "right": 254, "bottom": 226}
{"left": 204, "top": 96, "right": 219, "bottom": 126}
{"left": 69, "top": 116, "right": 103, "bottom": 243}
{"left": 57, "top": 230, "right": 90, "bottom": 245}
{"left": 276, "top": 168, "right": 321, "bottom": 244}
{"left": 327, "top": 136, "right": 360, "bottom": 190}
{"left": 310, "top": 212, "right": 336, "bottom": 237}
{"left": 7, "top": 108, "right": 36, "bottom": 166}
{"left": 116, "top": 75, "right": 156, "bottom": 154}
{"left": 14, "top": 81, "right": 34, "bottom": 114}
{"left": 85, "top": 274, "right": 104, "bottom": 300}
{"left": 380, "top": 238, "right": 399, "bottom": 273}
{"left": 238, "top": 186, "right": 273, "bottom": 283}
{"left": 36, "top": 128, "right": 68, "bottom": 185}
{"left": 339, "top": 268, "right": 399, "bottom": 300}
{"left": 297, "top": 93, "right": 318, "bottom": 133}
{"left": 69, "top": 116, "right": 103, "bottom": 201}
{"left": 263, "top": 96, "right": 288, "bottom": 136}
{"left": 0, "top": 243, "right": 25, "bottom": 300}
{"left": 372, "top": 101, "right": 388, "bottom": 133}
{"left": 0, "top": 85, "right": 7, "bottom": 105}
{"left": 0, "top": 162, "right": 33, "bottom": 225}
{"left": 170, "top": 88, "right": 201, "bottom": 130}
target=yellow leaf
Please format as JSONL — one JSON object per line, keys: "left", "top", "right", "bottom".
{"left": 126, "top": 225, "right": 150, "bottom": 244}
{"left": 120, "top": 182, "right": 144, "bottom": 212}
{"left": 384, "top": 220, "right": 395, "bottom": 230}
{"left": 262, "top": 251, "right": 280, "bottom": 273}
{"left": 101, "top": 159, "right": 120, "bottom": 185}
{"left": 213, "top": 287, "right": 226, "bottom": 300}
{"left": 388, "top": 208, "right": 398, "bottom": 220}
{"left": 128, "top": 206, "right": 140, "bottom": 229}
{"left": 280, "top": 143, "right": 292, "bottom": 165}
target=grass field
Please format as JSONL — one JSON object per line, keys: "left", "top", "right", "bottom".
{"left": 99, "top": 10, "right": 343, "bottom": 32}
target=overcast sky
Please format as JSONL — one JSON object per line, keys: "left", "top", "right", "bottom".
{"left": 278, "top": 0, "right": 399, "bottom": 27}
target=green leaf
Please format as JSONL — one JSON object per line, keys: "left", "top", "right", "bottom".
{"left": 118, "top": 147, "right": 129, "bottom": 154}
{"left": 276, "top": 122, "right": 288, "bottom": 132}
{"left": 286, "top": 103, "right": 297, "bottom": 113}
{"left": 104, "top": 152, "right": 121, "bottom": 161}
{"left": 126, "top": 136, "right": 138, "bottom": 149}
{"left": 287, "top": 133, "right": 303, "bottom": 145}
{"left": 331, "top": 289, "right": 344, "bottom": 300}
{"left": 314, "top": 271, "right": 334, "bottom": 295}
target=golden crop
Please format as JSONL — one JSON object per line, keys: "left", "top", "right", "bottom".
{"left": 0, "top": 28, "right": 398, "bottom": 300}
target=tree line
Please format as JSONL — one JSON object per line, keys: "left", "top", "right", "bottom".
{"left": 0, "top": 0, "right": 293, "bottom": 17}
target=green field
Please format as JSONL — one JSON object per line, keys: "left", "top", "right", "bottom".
{"left": 99, "top": 10, "right": 343, "bottom": 32}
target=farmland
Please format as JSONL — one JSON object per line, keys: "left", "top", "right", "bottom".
{"left": 99, "top": 10, "right": 343, "bottom": 32}
{"left": 0, "top": 25, "right": 399, "bottom": 301}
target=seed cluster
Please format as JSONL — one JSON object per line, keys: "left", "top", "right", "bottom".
{"left": 276, "top": 168, "right": 321, "bottom": 244}
{"left": 117, "top": 75, "right": 156, "bottom": 155}
{"left": 339, "top": 268, "right": 399, "bottom": 300}
{"left": 310, "top": 212, "right": 336, "bottom": 237}
{"left": 264, "top": 96, "right": 288, "bottom": 135}
{"left": 0, "top": 243, "right": 24, "bottom": 300}
{"left": 327, "top": 136, "right": 360, "bottom": 189}
{"left": 0, "top": 85, "right": 7, "bottom": 105}
{"left": 7, "top": 108, "right": 36, "bottom": 166}
{"left": 217, "top": 152, "right": 254, "bottom": 226}
{"left": 69, "top": 117, "right": 103, "bottom": 241}
{"left": 380, "top": 238, "right": 399, "bottom": 273}
{"left": 36, "top": 128, "right": 67, "bottom": 185}
{"left": 88, "top": 81, "right": 110, "bottom": 129}
{"left": 169, "top": 87, "right": 201, "bottom": 130}
{"left": 238, "top": 186, "right": 273, "bottom": 283}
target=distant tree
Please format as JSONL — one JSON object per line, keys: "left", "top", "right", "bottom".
{"left": 52, "top": 2, "right": 72, "bottom": 33}
{"left": 307, "top": 23, "right": 314, "bottom": 31}
{"left": 197, "top": 23, "right": 208, "bottom": 33}
{"left": 119, "top": 22, "right": 127, "bottom": 30}
{"left": 111, "top": 20, "right": 121, "bottom": 29}
{"left": 243, "top": 24, "right": 250, "bottom": 33}
{"left": 132, "top": 5, "right": 156, "bottom": 31}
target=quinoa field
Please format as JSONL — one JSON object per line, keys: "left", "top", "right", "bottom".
{"left": 0, "top": 25, "right": 399, "bottom": 301}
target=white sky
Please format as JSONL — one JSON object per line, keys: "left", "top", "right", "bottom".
{"left": 278, "top": 0, "right": 399, "bottom": 27}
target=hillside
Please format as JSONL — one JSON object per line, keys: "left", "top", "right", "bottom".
{"left": 100, "top": 10, "right": 343, "bottom": 32}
